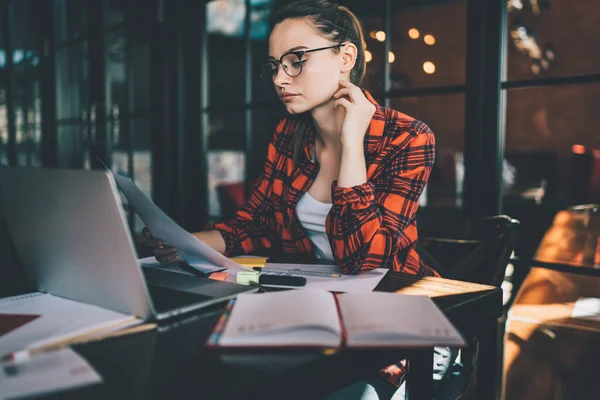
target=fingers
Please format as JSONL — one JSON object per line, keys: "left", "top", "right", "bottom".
{"left": 333, "top": 87, "right": 354, "bottom": 102}
{"left": 338, "top": 79, "right": 356, "bottom": 88}
{"left": 141, "top": 226, "right": 167, "bottom": 249}
{"left": 337, "top": 79, "right": 361, "bottom": 96}
{"left": 142, "top": 226, "right": 179, "bottom": 264}
{"left": 154, "top": 246, "right": 178, "bottom": 264}
{"left": 156, "top": 252, "right": 179, "bottom": 264}
{"left": 334, "top": 97, "right": 352, "bottom": 110}
{"left": 142, "top": 234, "right": 163, "bottom": 249}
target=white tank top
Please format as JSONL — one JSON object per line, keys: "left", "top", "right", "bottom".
{"left": 295, "top": 192, "right": 334, "bottom": 262}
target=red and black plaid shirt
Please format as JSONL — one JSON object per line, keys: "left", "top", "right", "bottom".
{"left": 210, "top": 91, "right": 439, "bottom": 279}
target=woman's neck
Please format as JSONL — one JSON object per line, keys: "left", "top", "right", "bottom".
{"left": 310, "top": 98, "right": 345, "bottom": 149}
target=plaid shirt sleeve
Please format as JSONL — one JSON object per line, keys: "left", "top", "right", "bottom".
{"left": 327, "top": 123, "right": 435, "bottom": 275}
{"left": 206, "top": 129, "right": 282, "bottom": 257}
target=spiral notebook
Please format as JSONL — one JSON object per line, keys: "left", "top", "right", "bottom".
{"left": 206, "top": 290, "right": 466, "bottom": 349}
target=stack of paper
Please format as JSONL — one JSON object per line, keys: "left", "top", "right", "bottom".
{"left": 0, "top": 348, "right": 102, "bottom": 399}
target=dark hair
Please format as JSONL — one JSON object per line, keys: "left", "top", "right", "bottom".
{"left": 272, "top": 0, "right": 367, "bottom": 166}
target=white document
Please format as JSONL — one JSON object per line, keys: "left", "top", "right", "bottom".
{"left": 0, "top": 348, "right": 102, "bottom": 400}
{"left": 111, "top": 172, "right": 247, "bottom": 276}
{"left": 138, "top": 257, "right": 195, "bottom": 276}
{"left": 572, "top": 297, "right": 600, "bottom": 321}
{"left": 0, "top": 292, "right": 139, "bottom": 357}
{"left": 261, "top": 263, "right": 389, "bottom": 292}
{"left": 138, "top": 256, "right": 225, "bottom": 276}
{"left": 337, "top": 292, "right": 466, "bottom": 347}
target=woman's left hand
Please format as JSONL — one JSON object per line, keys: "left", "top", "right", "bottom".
{"left": 333, "top": 79, "right": 376, "bottom": 148}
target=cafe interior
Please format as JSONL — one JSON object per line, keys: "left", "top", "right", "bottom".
{"left": 0, "top": 0, "right": 599, "bottom": 399}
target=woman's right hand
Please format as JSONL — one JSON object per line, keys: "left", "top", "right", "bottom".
{"left": 142, "top": 227, "right": 179, "bottom": 264}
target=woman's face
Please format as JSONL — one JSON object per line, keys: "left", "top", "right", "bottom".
{"left": 268, "top": 18, "right": 344, "bottom": 114}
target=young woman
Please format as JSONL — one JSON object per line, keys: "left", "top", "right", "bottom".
{"left": 144, "top": 1, "right": 446, "bottom": 398}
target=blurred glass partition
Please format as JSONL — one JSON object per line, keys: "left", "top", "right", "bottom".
{"left": 9, "top": 0, "right": 43, "bottom": 166}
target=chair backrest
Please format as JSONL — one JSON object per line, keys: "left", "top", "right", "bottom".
{"left": 417, "top": 215, "right": 520, "bottom": 287}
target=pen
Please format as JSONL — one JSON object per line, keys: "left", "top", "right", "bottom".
{"left": 252, "top": 267, "right": 342, "bottom": 278}
{"left": 1, "top": 322, "right": 156, "bottom": 363}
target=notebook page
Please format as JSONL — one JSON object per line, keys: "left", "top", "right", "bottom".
{"left": 219, "top": 290, "right": 342, "bottom": 347}
{"left": 0, "top": 293, "right": 138, "bottom": 356}
{"left": 337, "top": 292, "right": 465, "bottom": 348}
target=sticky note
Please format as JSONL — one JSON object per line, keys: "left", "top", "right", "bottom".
{"left": 229, "top": 257, "right": 268, "bottom": 268}
{"left": 209, "top": 272, "right": 229, "bottom": 282}
{"left": 236, "top": 271, "right": 260, "bottom": 285}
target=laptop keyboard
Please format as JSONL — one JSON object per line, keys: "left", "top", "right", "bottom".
{"left": 147, "top": 285, "right": 213, "bottom": 314}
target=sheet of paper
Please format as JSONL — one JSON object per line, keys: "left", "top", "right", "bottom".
{"left": 0, "top": 348, "right": 102, "bottom": 400}
{"left": 111, "top": 172, "right": 247, "bottom": 276}
{"left": 261, "top": 263, "right": 389, "bottom": 292}
{"left": 138, "top": 257, "right": 195, "bottom": 276}
{"left": 0, "top": 293, "right": 139, "bottom": 357}
{"left": 138, "top": 256, "right": 227, "bottom": 276}
{"left": 572, "top": 297, "right": 600, "bottom": 321}
{"left": 138, "top": 257, "right": 232, "bottom": 282}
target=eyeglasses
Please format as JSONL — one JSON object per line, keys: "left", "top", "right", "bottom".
{"left": 258, "top": 43, "right": 346, "bottom": 82}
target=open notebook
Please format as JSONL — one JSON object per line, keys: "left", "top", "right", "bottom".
{"left": 206, "top": 290, "right": 466, "bottom": 349}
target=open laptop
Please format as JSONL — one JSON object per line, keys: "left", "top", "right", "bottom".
{"left": 0, "top": 167, "right": 257, "bottom": 321}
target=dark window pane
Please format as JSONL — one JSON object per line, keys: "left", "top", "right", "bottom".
{"left": 207, "top": 110, "right": 246, "bottom": 150}
{"left": 208, "top": 35, "right": 246, "bottom": 107}
{"left": 250, "top": 104, "right": 285, "bottom": 180}
{"left": 389, "top": 1, "right": 466, "bottom": 90}
{"left": 109, "top": 117, "right": 152, "bottom": 196}
{"left": 106, "top": 28, "right": 127, "bottom": 117}
{"left": 390, "top": 94, "right": 465, "bottom": 209}
{"left": 507, "top": 0, "right": 600, "bottom": 79}
{"left": 506, "top": 84, "right": 600, "bottom": 205}
{"left": 105, "top": 0, "right": 127, "bottom": 27}
{"left": 56, "top": 42, "right": 89, "bottom": 120}
{"left": 0, "top": 7, "right": 5, "bottom": 165}
{"left": 10, "top": 0, "right": 42, "bottom": 167}
{"left": 11, "top": 0, "right": 42, "bottom": 69}
{"left": 206, "top": 0, "right": 272, "bottom": 38}
{"left": 57, "top": 123, "right": 87, "bottom": 168}
{"left": 129, "top": 32, "right": 151, "bottom": 113}
{"left": 106, "top": 28, "right": 151, "bottom": 117}
{"left": 131, "top": 118, "right": 152, "bottom": 198}
{"left": 352, "top": 0, "right": 385, "bottom": 96}
{"left": 54, "top": 0, "right": 88, "bottom": 43}
{"left": 15, "top": 93, "right": 42, "bottom": 167}
{"left": 207, "top": 0, "right": 247, "bottom": 107}
{"left": 0, "top": 90, "right": 7, "bottom": 166}
{"left": 208, "top": 150, "right": 245, "bottom": 219}
{"left": 112, "top": 149, "right": 130, "bottom": 176}
{"left": 251, "top": 39, "right": 279, "bottom": 104}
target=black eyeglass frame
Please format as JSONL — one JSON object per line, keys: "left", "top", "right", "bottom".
{"left": 258, "top": 42, "right": 347, "bottom": 81}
